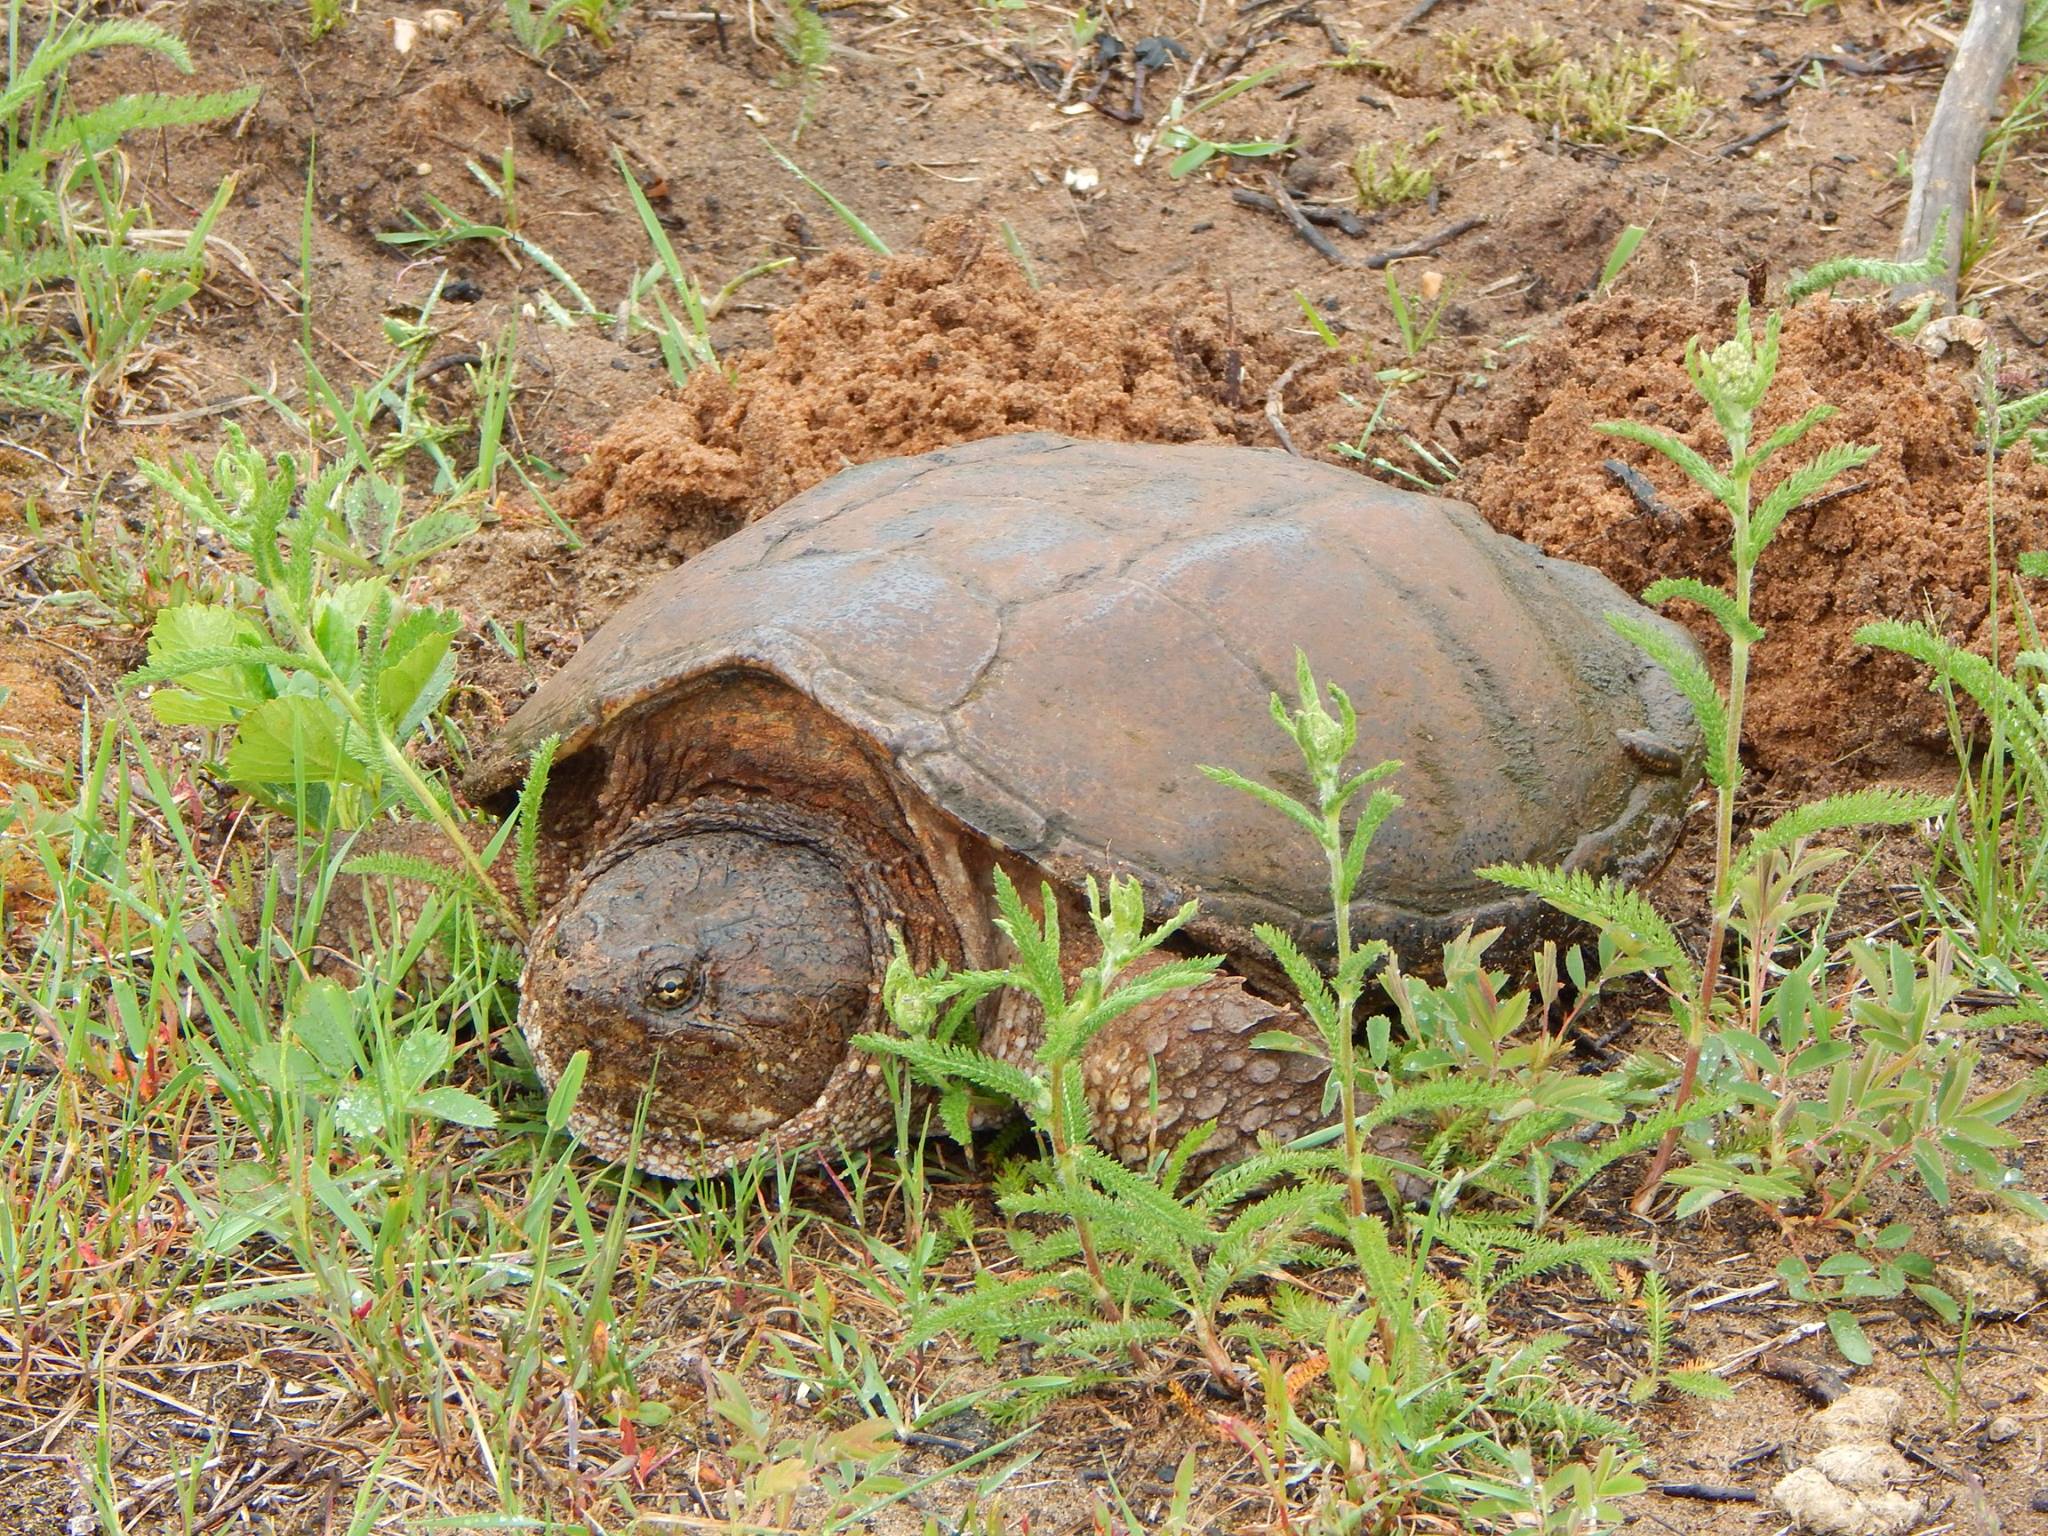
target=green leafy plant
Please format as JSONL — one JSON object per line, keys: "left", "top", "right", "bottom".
{"left": 777, "top": 0, "right": 832, "bottom": 140}
{"left": 1777, "top": 1220, "right": 1957, "bottom": 1365}
{"left": 1598, "top": 224, "right": 1649, "bottom": 294}
{"left": 1484, "top": 294, "right": 1977, "bottom": 1216}
{"left": 863, "top": 873, "right": 1341, "bottom": 1392}
{"left": 503, "top": 0, "right": 624, "bottom": 55}
{"left": 1862, "top": 365, "right": 2048, "bottom": 973}
{"left": 1382, "top": 264, "right": 1450, "bottom": 361}
{"left": 119, "top": 439, "right": 508, "bottom": 927}
{"left": 0, "top": 5, "right": 259, "bottom": 421}
{"left": 1627, "top": 1269, "right": 1729, "bottom": 1402}
{"left": 1154, "top": 67, "right": 1294, "bottom": 179}
{"left": 1202, "top": 654, "right": 1403, "bottom": 1219}
{"left": 1246, "top": 1218, "right": 1647, "bottom": 1534}
{"left": 618, "top": 152, "right": 793, "bottom": 382}
{"left": 1350, "top": 133, "right": 1438, "bottom": 210}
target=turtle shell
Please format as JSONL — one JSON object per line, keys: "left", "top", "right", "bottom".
{"left": 470, "top": 433, "right": 1703, "bottom": 966}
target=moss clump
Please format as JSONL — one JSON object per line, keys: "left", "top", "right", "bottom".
{"left": 1446, "top": 28, "right": 1705, "bottom": 148}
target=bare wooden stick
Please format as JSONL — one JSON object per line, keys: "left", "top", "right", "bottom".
{"left": 1360, "top": 217, "right": 1485, "bottom": 269}
{"left": 1261, "top": 173, "right": 1348, "bottom": 264}
{"left": 1265, "top": 358, "right": 1308, "bottom": 457}
{"left": 1896, "top": 0, "right": 2026, "bottom": 310}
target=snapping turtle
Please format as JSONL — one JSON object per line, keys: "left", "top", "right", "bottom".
{"left": 349, "top": 434, "right": 1704, "bottom": 1176}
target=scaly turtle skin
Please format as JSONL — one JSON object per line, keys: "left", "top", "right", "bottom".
{"left": 356, "top": 434, "right": 1706, "bottom": 1176}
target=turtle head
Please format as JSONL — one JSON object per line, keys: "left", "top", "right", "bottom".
{"left": 519, "top": 802, "right": 902, "bottom": 1175}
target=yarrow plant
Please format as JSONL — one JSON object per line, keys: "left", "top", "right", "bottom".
{"left": 1486, "top": 274, "right": 2041, "bottom": 1223}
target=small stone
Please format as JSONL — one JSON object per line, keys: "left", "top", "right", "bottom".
{"left": 1986, "top": 1414, "right": 2022, "bottom": 1444}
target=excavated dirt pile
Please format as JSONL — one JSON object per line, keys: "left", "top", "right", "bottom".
{"left": 1461, "top": 295, "right": 2048, "bottom": 779}
{"left": 564, "top": 218, "right": 1296, "bottom": 558}
{"left": 553, "top": 230, "right": 2047, "bottom": 786}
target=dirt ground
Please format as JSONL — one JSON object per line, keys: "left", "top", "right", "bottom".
{"left": 8, "top": 0, "right": 2048, "bottom": 1530}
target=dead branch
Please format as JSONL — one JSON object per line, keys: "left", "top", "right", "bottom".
{"left": 1896, "top": 0, "right": 2026, "bottom": 310}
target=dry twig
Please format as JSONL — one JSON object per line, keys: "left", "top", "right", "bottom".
{"left": 1896, "top": 0, "right": 2025, "bottom": 309}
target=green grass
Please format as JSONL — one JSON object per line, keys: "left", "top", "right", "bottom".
{"left": 3, "top": 22, "right": 2046, "bottom": 1530}
{"left": 0, "top": 3, "right": 258, "bottom": 425}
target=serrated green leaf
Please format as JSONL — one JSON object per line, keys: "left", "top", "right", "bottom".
{"left": 397, "top": 1029, "right": 452, "bottom": 1090}
{"left": 1641, "top": 577, "right": 1762, "bottom": 644}
{"left": 1666, "top": 1368, "right": 1734, "bottom": 1401}
{"left": 377, "top": 613, "right": 459, "bottom": 740}
{"left": 225, "top": 695, "right": 370, "bottom": 789}
{"left": 1254, "top": 921, "right": 1337, "bottom": 1038}
{"left": 1595, "top": 419, "right": 1734, "bottom": 511}
{"left": 854, "top": 1033, "right": 1045, "bottom": 1113}
{"left": 1608, "top": 611, "right": 1731, "bottom": 785}
{"left": 1733, "top": 788, "right": 1950, "bottom": 878}
{"left": 1479, "top": 863, "right": 1684, "bottom": 970}
{"left": 1749, "top": 441, "right": 1878, "bottom": 560}
{"left": 1200, "top": 764, "right": 1323, "bottom": 842}
{"left": 1740, "top": 403, "right": 1836, "bottom": 474}
{"left": 287, "top": 977, "right": 363, "bottom": 1078}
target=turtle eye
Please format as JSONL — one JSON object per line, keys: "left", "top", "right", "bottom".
{"left": 646, "top": 964, "right": 704, "bottom": 1012}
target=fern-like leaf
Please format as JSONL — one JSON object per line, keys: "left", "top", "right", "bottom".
{"left": 0, "top": 19, "right": 193, "bottom": 126}
{"left": 1479, "top": 864, "right": 1684, "bottom": 968}
{"left": 1595, "top": 419, "right": 1734, "bottom": 512}
{"left": 990, "top": 868, "right": 1064, "bottom": 1013}
{"left": 1733, "top": 787, "right": 1949, "bottom": 879}
{"left": 1741, "top": 403, "right": 1836, "bottom": 475}
{"left": 1199, "top": 764, "right": 1323, "bottom": 841}
{"left": 1641, "top": 577, "right": 1761, "bottom": 644}
{"left": 1607, "top": 611, "right": 1730, "bottom": 784}
{"left": 59, "top": 87, "right": 261, "bottom": 157}
{"left": 1748, "top": 441, "right": 1878, "bottom": 560}
{"left": 1785, "top": 215, "right": 1950, "bottom": 302}
{"left": 1253, "top": 921, "right": 1337, "bottom": 1037}
{"left": 123, "top": 642, "right": 303, "bottom": 687}
{"left": 513, "top": 735, "right": 559, "bottom": 929}
{"left": 340, "top": 851, "right": 490, "bottom": 902}
{"left": 1053, "top": 955, "right": 1223, "bottom": 1060}
{"left": 1493, "top": 1234, "right": 1650, "bottom": 1299}
{"left": 852, "top": 1034, "right": 1044, "bottom": 1111}
{"left": 1551, "top": 1093, "right": 1736, "bottom": 1208}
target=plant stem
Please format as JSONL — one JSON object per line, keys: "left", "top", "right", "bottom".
{"left": 1632, "top": 454, "right": 1755, "bottom": 1213}
{"left": 284, "top": 608, "right": 519, "bottom": 938}
{"left": 1325, "top": 801, "right": 1367, "bottom": 1220}
{"left": 1047, "top": 1057, "right": 1121, "bottom": 1324}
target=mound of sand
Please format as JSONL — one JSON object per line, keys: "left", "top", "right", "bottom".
{"left": 1461, "top": 295, "right": 2048, "bottom": 778}
{"left": 564, "top": 218, "right": 1290, "bottom": 557}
